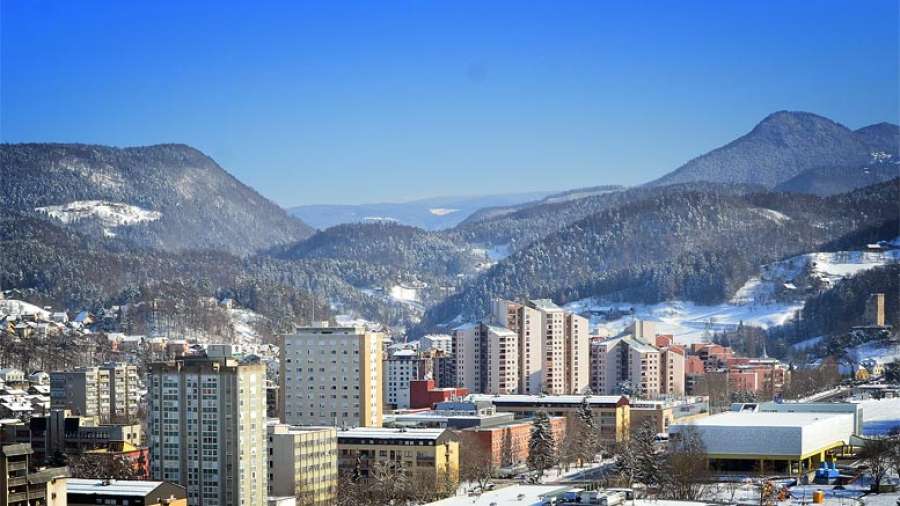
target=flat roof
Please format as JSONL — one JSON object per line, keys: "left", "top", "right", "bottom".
{"left": 67, "top": 479, "right": 164, "bottom": 497}
{"left": 468, "top": 393, "right": 626, "bottom": 405}
{"left": 337, "top": 427, "right": 447, "bottom": 441}
{"left": 689, "top": 411, "right": 847, "bottom": 428}
{"left": 425, "top": 485, "right": 569, "bottom": 506}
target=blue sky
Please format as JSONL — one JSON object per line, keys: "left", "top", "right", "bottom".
{"left": 2, "top": 1, "right": 897, "bottom": 206}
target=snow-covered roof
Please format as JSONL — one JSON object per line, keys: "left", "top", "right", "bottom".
{"left": 67, "top": 479, "right": 168, "bottom": 497}
{"left": 467, "top": 393, "right": 626, "bottom": 406}
{"left": 337, "top": 427, "right": 447, "bottom": 441}
{"left": 690, "top": 411, "right": 843, "bottom": 428}
{"left": 529, "top": 298, "right": 563, "bottom": 311}
{"left": 423, "top": 485, "right": 570, "bottom": 505}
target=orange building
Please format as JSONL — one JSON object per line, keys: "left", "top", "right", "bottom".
{"left": 459, "top": 415, "right": 567, "bottom": 468}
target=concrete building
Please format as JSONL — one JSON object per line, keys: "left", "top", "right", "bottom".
{"left": 453, "top": 323, "right": 518, "bottom": 395}
{"left": 147, "top": 346, "right": 267, "bottom": 506}
{"left": 384, "top": 400, "right": 515, "bottom": 430}
{"left": 384, "top": 349, "right": 428, "bottom": 410}
{"left": 0, "top": 443, "right": 68, "bottom": 506}
{"left": 491, "top": 299, "right": 590, "bottom": 395}
{"left": 50, "top": 362, "right": 141, "bottom": 422}
{"left": 1, "top": 410, "right": 142, "bottom": 465}
{"left": 280, "top": 325, "right": 383, "bottom": 427}
{"left": 336, "top": 428, "right": 459, "bottom": 486}
{"left": 67, "top": 479, "right": 186, "bottom": 506}
{"left": 628, "top": 398, "right": 709, "bottom": 433}
{"left": 465, "top": 393, "right": 631, "bottom": 442}
{"left": 669, "top": 410, "right": 855, "bottom": 476}
{"left": 267, "top": 423, "right": 337, "bottom": 506}
{"left": 590, "top": 336, "right": 663, "bottom": 399}
{"left": 420, "top": 334, "right": 452, "bottom": 354}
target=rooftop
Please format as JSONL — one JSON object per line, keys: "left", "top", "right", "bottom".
{"left": 689, "top": 411, "right": 849, "bottom": 428}
{"left": 529, "top": 299, "right": 563, "bottom": 311}
{"left": 337, "top": 427, "right": 447, "bottom": 441}
{"left": 67, "top": 479, "right": 166, "bottom": 497}
{"left": 467, "top": 393, "right": 626, "bottom": 406}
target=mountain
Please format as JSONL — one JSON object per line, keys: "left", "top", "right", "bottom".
{"left": 649, "top": 111, "right": 899, "bottom": 189}
{"left": 460, "top": 185, "right": 624, "bottom": 225}
{"left": 1, "top": 143, "right": 313, "bottom": 255}
{"left": 773, "top": 153, "right": 899, "bottom": 196}
{"left": 421, "top": 179, "right": 900, "bottom": 328}
{"left": 288, "top": 191, "right": 553, "bottom": 231}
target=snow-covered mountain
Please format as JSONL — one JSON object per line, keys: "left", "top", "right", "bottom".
{"left": 288, "top": 191, "right": 554, "bottom": 230}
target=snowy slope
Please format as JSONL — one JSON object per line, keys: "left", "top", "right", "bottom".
{"left": 567, "top": 247, "right": 899, "bottom": 345}
{"left": 36, "top": 200, "right": 161, "bottom": 235}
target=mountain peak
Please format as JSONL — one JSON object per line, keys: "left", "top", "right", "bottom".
{"left": 750, "top": 110, "right": 849, "bottom": 136}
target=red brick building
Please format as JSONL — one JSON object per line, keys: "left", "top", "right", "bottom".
{"left": 409, "top": 379, "right": 469, "bottom": 409}
{"left": 458, "top": 415, "right": 567, "bottom": 468}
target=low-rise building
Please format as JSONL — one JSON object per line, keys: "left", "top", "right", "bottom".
{"left": 409, "top": 379, "right": 468, "bottom": 409}
{"left": 0, "top": 443, "right": 68, "bottom": 506}
{"left": 628, "top": 398, "right": 709, "bottom": 433}
{"left": 465, "top": 393, "right": 631, "bottom": 441}
{"left": 267, "top": 423, "right": 338, "bottom": 506}
{"left": 67, "top": 479, "right": 186, "bottom": 506}
{"left": 458, "top": 415, "right": 567, "bottom": 469}
{"left": 336, "top": 428, "right": 459, "bottom": 486}
{"left": 669, "top": 410, "right": 855, "bottom": 476}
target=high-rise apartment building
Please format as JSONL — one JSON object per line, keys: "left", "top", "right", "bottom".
{"left": 267, "top": 423, "right": 338, "bottom": 506}
{"left": 590, "top": 335, "right": 669, "bottom": 399}
{"left": 280, "top": 325, "right": 383, "bottom": 428}
{"left": 384, "top": 349, "right": 429, "bottom": 410}
{"left": 490, "top": 299, "right": 590, "bottom": 395}
{"left": 453, "top": 322, "right": 518, "bottom": 394}
{"left": 147, "top": 346, "right": 267, "bottom": 506}
{"left": 50, "top": 363, "right": 141, "bottom": 422}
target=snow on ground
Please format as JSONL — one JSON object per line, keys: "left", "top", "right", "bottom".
{"left": 792, "top": 335, "right": 825, "bottom": 351}
{"left": 36, "top": 200, "right": 161, "bottom": 232}
{"left": 848, "top": 342, "right": 900, "bottom": 365}
{"left": 566, "top": 299, "right": 802, "bottom": 345}
{"left": 853, "top": 397, "right": 900, "bottom": 423}
{"left": 228, "top": 306, "right": 265, "bottom": 350}
{"left": 732, "top": 250, "right": 899, "bottom": 305}
{"left": 428, "top": 208, "right": 459, "bottom": 216}
{"left": 0, "top": 299, "right": 51, "bottom": 319}
{"left": 566, "top": 247, "right": 898, "bottom": 345}
{"left": 861, "top": 492, "right": 900, "bottom": 506}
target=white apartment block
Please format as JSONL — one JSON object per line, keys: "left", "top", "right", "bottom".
{"left": 384, "top": 349, "right": 426, "bottom": 409}
{"left": 453, "top": 322, "right": 518, "bottom": 394}
{"left": 590, "top": 336, "right": 665, "bottom": 399}
{"left": 490, "top": 298, "right": 590, "bottom": 395}
{"left": 50, "top": 362, "right": 140, "bottom": 422}
{"left": 147, "top": 346, "right": 267, "bottom": 506}
{"left": 660, "top": 347, "right": 686, "bottom": 397}
{"left": 419, "top": 334, "right": 452, "bottom": 354}
{"left": 280, "top": 325, "right": 383, "bottom": 428}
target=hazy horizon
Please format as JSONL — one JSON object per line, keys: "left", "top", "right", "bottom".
{"left": 3, "top": 1, "right": 897, "bottom": 206}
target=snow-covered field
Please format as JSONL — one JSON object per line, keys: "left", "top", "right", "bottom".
{"left": 567, "top": 247, "right": 898, "bottom": 345}
{"left": 36, "top": 200, "right": 161, "bottom": 234}
{"left": 566, "top": 299, "right": 802, "bottom": 345}
{"left": 0, "top": 299, "right": 51, "bottom": 319}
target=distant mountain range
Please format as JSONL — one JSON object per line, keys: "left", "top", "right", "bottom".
{"left": 649, "top": 111, "right": 898, "bottom": 192}
{"left": 288, "top": 191, "right": 554, "bottom": 230}
{"left": 0, "top": 143, "right": 313, "bottom": 255}
{"left": 2, "top": 110, "right": 898, "bottom": 339}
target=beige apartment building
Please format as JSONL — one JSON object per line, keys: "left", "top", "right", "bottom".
{"left": 590, "top": 335, "right": 674, "bottom": 399}
{"left": 280, "top": 325, "right": 383, "bottom": 428}
{"left": 267, "top": 423, "right": 338, "bottom": 506}
{"left": 491, "top": 299, "right": 589, "bottom": 395}
{"left": 336, "top": 427, "right": 459, "bottom": 486}
{"left": 1, "top": 444, "right": 68, "bottom": 506}
{"left": 452, "top": 322, "right": 518, "bottom": 394}
{"left": 147, "top": 346, "right": 267, "bottom": 506}
{"left": 50, "top": 362, "right": 141, "bottom": 422}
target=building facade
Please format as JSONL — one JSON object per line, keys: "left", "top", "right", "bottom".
{"left": 147, "top": 347, "right": 267, "bottom": 506}
{"left": 336, "top": 428, "right": 459, "bottom": 486}
{"left": 49, "top": 362, "right": 140, "bottom": 422}
{"left": 280, "top": 325, "right": 383, "bottom": 427}
{"left": 267, "top": 423, "right": 337, "bottom": 506}
{"left": 453, "top": 323, "right": 519, "bottom": 395}
{"left": 0, "top": 444, "right": 68, "bottom": 506}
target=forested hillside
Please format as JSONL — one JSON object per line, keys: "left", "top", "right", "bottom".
{"left": 421, "top": 180, "right": 900, "bottom": 328}
{"left": 1, "top": 143, "right": 313, "bottom": 255}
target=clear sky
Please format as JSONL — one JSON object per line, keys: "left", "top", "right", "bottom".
{"left": 2, "top": 1, "right": 898, "bottom": 206}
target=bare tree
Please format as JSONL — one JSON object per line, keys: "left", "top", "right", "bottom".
{"left": 458, "top": 435, "right": 496, "bottom": 492}
{"left": 858, "top": 438, "right": 894, "bottom": 492}
{"left": 663, "top": 425, "right": 709, "bottom": 501}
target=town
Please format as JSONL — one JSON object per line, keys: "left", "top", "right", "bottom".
{"left": 0, "top": 292, "right": 897, "bottom": 506}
